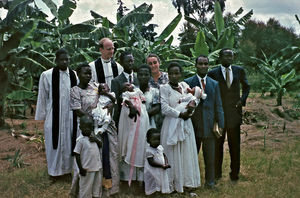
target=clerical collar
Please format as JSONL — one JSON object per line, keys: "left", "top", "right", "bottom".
{"left": 101, "top": 58, "right": 111, "bottom": 63}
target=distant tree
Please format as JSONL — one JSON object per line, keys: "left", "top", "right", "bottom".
{"left": 238, "top": 18, "right": 300, "bottom": 69}
{"left": 172, "top": 0, "right": 225, "bottom": 22}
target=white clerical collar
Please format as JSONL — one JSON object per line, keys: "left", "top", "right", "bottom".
{"left": 101, "top": 57, "right": 111, "bottom": 63}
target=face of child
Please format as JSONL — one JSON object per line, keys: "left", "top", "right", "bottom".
{"left": 79, "top": 117, "right": 93, "bottom": 137}
{"left": 137, "top": 68, "right": 150, "bottom": 85}
{"left": 149, "top": 133, "right": 160, "bottom": 148}
{"left": 123, "top": 82, "right": 134, "bottom": 92}
{"left": 99, "top": 83, "right": 109, "bottom": 94}
{"left": 79, "top": 67, "right": 92, "bottom": 85}
{"left": 168, "top": 66, "right": 182, "bottom": 84}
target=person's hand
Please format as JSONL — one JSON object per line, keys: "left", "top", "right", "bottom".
{"left": 89, "top": 134, "right": 96, "bottom": 142}
{"left": 219, "top": 128, "right": 224, "bottom": 137}
{"left": 103, "top": 103, "right": 114, "bottom": 115}
{"left": 79, "top": 168, "right": 87, "bottom": 176}
{"left": 162, "top": 164, "right": 171, "bottom": 169}
{"left": 236, "top": 100, "right": 242, "bottom": 108}
{"left": 187, "top": 87, "right": 195, "bottom": 95}
{"left": 128, "top": 106, "right": 140, "bottom": 122}
{"left": 179, "top": 111, "right": 190, "bottom": 120}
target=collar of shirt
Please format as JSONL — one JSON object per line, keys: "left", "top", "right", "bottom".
{"left": 101, "top": 58, "right": 111, "bottom": 64}
{"left": 196, "top": 74, "right": 207, "bottom": 84}
{"left": 221, "top": 65, "right": 232, "bottom": 73}
{"left": 59, "top": 67, "right": 70, "bottom": 76}
{"left": 123, "top": 71, "right": 133, "bottom": 82}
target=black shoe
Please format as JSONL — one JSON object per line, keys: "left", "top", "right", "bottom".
{"left": 230, "top": 174, "right": 239, "bottom": 181}
{"left": 204, "top": 183, "right": 216, "bottom": 190}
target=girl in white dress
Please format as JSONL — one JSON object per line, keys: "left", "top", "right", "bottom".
{"left": 144, "top": 128, "right": 171, "bottom": 195}
{"left": 118, "top": 82, "right": 150, "bottom": 186}
{"left": 160, "top": 62, "right": 201, "bottom": 193}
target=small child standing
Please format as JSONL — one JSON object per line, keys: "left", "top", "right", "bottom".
{"left": 74, "top": 115, "right": 103, "bottom": 198}
{"left": 91, "top": 83, "right": 120, "bottom": 196}
{"left": 144, "top": 128, "right": 171, "bottom": 195}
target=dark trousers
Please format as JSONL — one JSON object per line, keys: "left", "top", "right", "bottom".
{"left": 215, "top": 126, "right": 240, "bottom": 180}
{"left": 196, "top": 137, "right": 215, "bottom": 186}
{"left": 102, "top": 132, "right": 111, "bottom": 179}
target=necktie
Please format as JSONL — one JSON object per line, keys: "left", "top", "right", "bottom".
{"left": 226, "top": 68, "right": 231, "bottom": 88}
{"left": 201, "top": 79, "right": 205, "bottom": 90}
{"left": 103, "top": 59, "right": 111, "bottom": 63}
{"left": 129, "top": 75, "right": 132, "bottom": 84}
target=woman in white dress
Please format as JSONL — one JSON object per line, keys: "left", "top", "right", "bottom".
{"left": 160, "top": 62, "right": 201, "bottom": 193}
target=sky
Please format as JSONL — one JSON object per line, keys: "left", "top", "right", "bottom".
{"left": 1, "top": 0, "right": 299, "bottom": 45}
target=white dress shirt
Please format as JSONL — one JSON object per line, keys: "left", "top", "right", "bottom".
{"left": 221, "top": 65, "right": 233, "bottom": 86}
{"left": 196, "top": 74, "right": 207, "bottom": 90}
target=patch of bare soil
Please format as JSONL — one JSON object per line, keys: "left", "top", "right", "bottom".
{"left": 0, "top": 117, "right": 46, "bottom": 172}
{"left": 241, "top": 94, "right": 300, "bottom": 150}
{"left": 0, "top": 94, "right": 299, "bottom": 173}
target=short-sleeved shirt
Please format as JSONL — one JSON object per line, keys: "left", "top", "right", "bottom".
{"left": 74, "top": 136, "right": 102, "bottom": 172}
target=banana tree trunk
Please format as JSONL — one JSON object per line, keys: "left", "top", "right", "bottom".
{"left": 276, "top": 88, "right": 284, "bottom": 106}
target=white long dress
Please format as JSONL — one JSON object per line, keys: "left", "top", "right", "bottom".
{"left": 118, "top": 88, "right": 150, "bottom": 183}
{"left": 35, "top": 68, "right": 75, "bottom": 176}
{"left": 160, "top": 82, "right": 201, "bottom": 192}
{"left": 144, "top": 144, "right": 171, "bottom": 195}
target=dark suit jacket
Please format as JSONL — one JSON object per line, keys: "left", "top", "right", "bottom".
{"left": 111, "top": 72, "right": 139, "bottom": 127}
{"left": 208, "top": 65, "right": 250, "bottom": 128}
{"left": 184, "top": 75, "right": 224, "bottom": 138}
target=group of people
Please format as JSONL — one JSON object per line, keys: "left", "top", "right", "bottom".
{"left": 35, "top": 37, "right": 250, "bottom": 197}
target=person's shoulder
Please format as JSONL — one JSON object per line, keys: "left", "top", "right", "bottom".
{"left": 208, "top": 66, "right": 220, "bottom": 73}
{"left": 184, "top": 75, "right": 196, "bottom": 83}
{"left": 232, "top": 65, "right": 245, "bottom": 71}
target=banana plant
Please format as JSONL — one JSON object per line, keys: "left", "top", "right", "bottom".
{"left": 184, "top": 1, "right": 253, "bottom": 63}
{"left": 251, "top": 47, "right": 299, "bottom": 106}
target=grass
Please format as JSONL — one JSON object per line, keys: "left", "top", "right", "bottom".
{"left": 1, "top": 137, "right": 299, "bottom": 198}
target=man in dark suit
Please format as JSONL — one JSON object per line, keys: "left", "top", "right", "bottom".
{"left": 184, "top": 55, "right": 224, "bottom": 189}
{"left": 111, "top": 51, "right": 139, "bottom": 128}
{"left": 208, "top": 48, "right": 250, "bottom": 181}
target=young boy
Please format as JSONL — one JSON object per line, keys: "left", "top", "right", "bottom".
{"left": 74, "top": 115, "right": 102, "bottom": 198}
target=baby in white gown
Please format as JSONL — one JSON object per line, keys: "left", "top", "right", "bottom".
{"left": 167, "top": 85, "right": 207, "bottom": 145}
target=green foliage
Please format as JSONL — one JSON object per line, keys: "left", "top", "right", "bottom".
{"left": 3, "top": 149, "right": 25, "bottom": 168}
{"left": 251, "top": 46, "right": 299, "bottom": 106}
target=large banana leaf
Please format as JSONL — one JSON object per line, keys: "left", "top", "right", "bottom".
{"left": 37, "top": 20, "right": 56, "bottom": 29}
{"left": 214, "top": 28, "right": 234, "bottom": 50}
{"left": 0, "top": 20, "right": 35, "bottom": 60}
{"left": 0, "top": 0, "right": 33, "bottom": 33}
{"left": 214, "top": 1, "right": 224, "bottom": 39}
{"left": 90, "top": 10, "right": 115, "bottom": 28}
{"left": 193, "top": 30, "right": 209, "bottom": 57}
{"left": 281, "top": 69, "right": 296, "bottom": 87}
{"left": 15, "top": 57, "right": 47, "bottom": 72}
{"left": 237, "top": 9, "right": 253, "bottom": 26}
{"left": 6, "top": 90, "right": 35, "bottom": 101}
{"left": 115, "top": 12, "right": 153, "bottom": 29}
{"left": 42, "top": 0, "right": 58, "bottom": 19}
{"left": 28, "top": 50, "right": 55, "bottom": 69}
{"left": 184, "top": 15, "right": 217, "bottom": 43}
{"left": 58, "top": 0, "right": 76, "bottom": 21}
{"left": 152, "top": 13, "right": 182, "bottom": 47}
{"left": 60, "top": 24, "right": 96, "bottom": 34}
